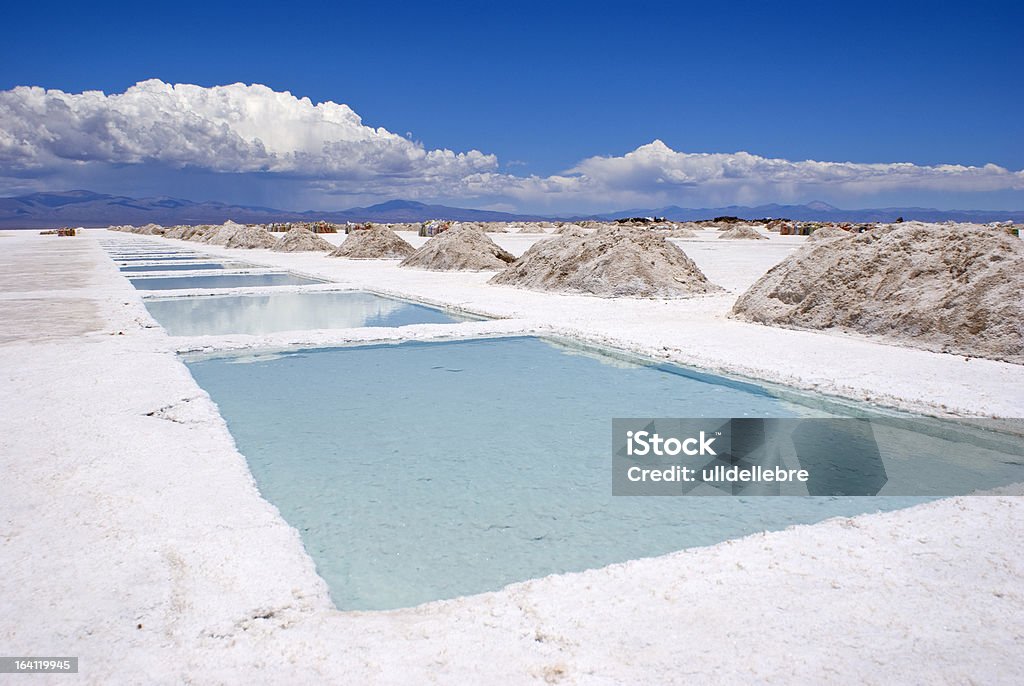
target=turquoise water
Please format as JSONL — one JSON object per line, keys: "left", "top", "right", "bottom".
{"left": 115, "top": 255, "right": 201, "bottom": 261}
{"left": 146, "top": 291, "right": 465, "bottom": 335}
{"left": 115, "top": 253, "right": 208, "bottom": 262}
{"left": 107, "top": 249, "right": 195, "bottom": 256}
{"left": 130, "top": 273, "right": 324, "bottom": 290}
{"left": 185, "top": 337, "right": 1022, "bottom": 610}
{"left": 120, "top": 262, "right": 233, "bottom": 272}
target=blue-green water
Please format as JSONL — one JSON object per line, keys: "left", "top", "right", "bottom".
{"left": 185, "top": 337, "right": 1022, "bottom": 610}
{"left": 130, "top": 273, "right": 324, "bottom": 290}
{"left": 146, "top": 291, "right": 465, "bottom": 336}
{"left": 120, "top": 262, "right": 233, "bottom": 272}
{"left": 116, "top": 255, "right": 205, "bottom": 262}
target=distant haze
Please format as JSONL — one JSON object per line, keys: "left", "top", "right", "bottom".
{"left": 2, "top": 190, "right": 1021, "bottom": 229}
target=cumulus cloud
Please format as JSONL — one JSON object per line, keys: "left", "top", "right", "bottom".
{"left": 436, "top": 141, "right": 1024, "bottom": 210}
{"left": 1, "top": 81, "right": 1022, "bottom": 209}
{"left": 0, "top": 79, "right": 496, "bottom": 183}
{"left": 562, "top": 140, "right": 1024, "bottom": 197}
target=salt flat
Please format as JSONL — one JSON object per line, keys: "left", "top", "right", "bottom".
{"left": 1, "top": 229, "right": 1022, "bottom": 684}
{"left": 159, "top": 228, "right": 1023, "bottom": 418}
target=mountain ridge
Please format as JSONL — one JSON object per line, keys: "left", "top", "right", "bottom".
{"left": 1, "top": 190, "right": 1021, "bottom": 228}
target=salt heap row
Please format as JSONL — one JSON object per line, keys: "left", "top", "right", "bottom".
{"left": 273, "top": 227, "right": 336, "bottom": 252}
{"left": 400, "top": 225, "right": 515, "bottom": 271}
{"left": 113, "top": 221, "right": 330, "bottom": 252}
{"left": 490, "top": 226, "right": 722, "bottom": 298}
{"left": 109, "top": 218, "right": 1023, "bottom": 362}
{"left": 731, "top": 222, "right": 1024, "bottom": 363}
{"left": 331, "top": 225, "right": 415, "bottom": 259}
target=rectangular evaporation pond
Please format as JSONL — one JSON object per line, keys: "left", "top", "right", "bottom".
{"left": 114, "top": 256, "right": 201, "bottom": 262}
{"left": 145, "top": 291, "right": 467, "bottom": 335}
{"left": 110, "top": 246, "right": 193, "bottom": 251}
{"left": 120, "top": 263, "right": 235, "bottom": 272}
{"left": 129, "top": 273, "right": 324, "bottom": 290}
{"left": 184, "top": 336, "right": 1024, "bottom": 611}
{"left": 116, "top": 255, "right": 206, "bottom": 262}
{"left": 118, "top": 258, "right": 205, "bottom": 263}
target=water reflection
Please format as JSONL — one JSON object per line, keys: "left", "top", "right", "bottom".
{"left": 129, "top": 273, "right": 323, "bottom": 290}
{"left": 145, "top": 291, "right": 463, "bottom": 335}
{"left": 120, "top": 263, "right": 233, "bottom": 272}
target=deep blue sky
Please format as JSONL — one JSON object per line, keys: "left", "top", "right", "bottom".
{"left": 4, "top": 0, "right": 1021, "bottom": 176}
{"left": 1, "top": 1, "right": 1022, "bottom": 210}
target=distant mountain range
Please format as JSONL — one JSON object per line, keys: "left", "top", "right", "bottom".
{"left": 0, "top": 191, "right": 553, "bottom": 228}
{"left": 1, "top": 190, "right": 1021, "bottom": 228}
{"left": 594, "top": 201, "right": 1024, "bottom": 224}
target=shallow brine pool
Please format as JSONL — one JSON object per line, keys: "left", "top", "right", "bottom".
{"left": 185, "top": 336, "right": 1023, "bottom": 610}
{"left": 114, "top": 254, "right": 201, "bottom": 261}
{"left": 120, "top": 262, "right": 237, "bottom": 272}
{"left": 107, "top": 249, "right": 195, "bottom": 257}
{"left": 115, "top": 255, "right": 200, "bottom": 262}
{"left": 146, "top": 291, "right": 467, "bottom": 335}
{"left": 130, "top": 272, "right": 324, "bottom": 290}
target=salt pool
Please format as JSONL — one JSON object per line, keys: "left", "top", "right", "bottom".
{"left": 114, "top": 254, "right": 200, "bottom": 261}
{"left": 120, "top": 262, "right": 237, "bottom": 272}
{"left": 146, "top": 291, "right": 467, "bottom": 335}
{"left": 185, "top": 336, "right": 1024, "bottom": 610}
{"left": 130, "top": 272, "right": 324, "bottom": 290}
{"left": 115, "top": 255, "right": 208, "bottom": 262}
{"left": 106, "top": 249, "right": 194, "bottom": 256}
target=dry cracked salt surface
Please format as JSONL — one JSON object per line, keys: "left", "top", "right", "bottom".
{"left": 1, "top": 228, "right": 1023, "bottom": 684}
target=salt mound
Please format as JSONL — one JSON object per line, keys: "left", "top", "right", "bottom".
{"left": 660, "top": 227, "right": 697, "bottom": 238}
{"left": 273, "top": 226, "right": 335, "bottom": 252}
{"left": 161, "top": 225, "right": 188, "bottom": 239}
{"left": 111, "top": 222, "right": 163, "bottom": 235}
{"left": 719, "top": 225, "right": 766, "bottom": 240}
{"left": 201, "top": 221, "right": 247, "bottom": 246}
{"left": 450, "top": 221, "right": 488, "bottom": 233}
{"left": 732, "top": 223, "right": 1024, "bottom": 363}
{"left": 806, "top": 227, "right": 852, "bottom": 243}
{"left": 557, "top": 225, "right": 587, "bottom": 238}
{"left": 331, "top": 225, "right": 415, "bottom": 259}
{"left": 401, "top": 225, "right": 515, "bottom": 271}
{"left": 224, "top": 225, "right": 277, "bottom": 249}
{"left": 489, "top": 226, "right": 723, "bottom": 298}
{"left": 181, "top": 225, "right": 213, "bottom": 241}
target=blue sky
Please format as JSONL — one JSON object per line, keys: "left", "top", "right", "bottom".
{"left": 1, "top": 0, "right": 1022, "bottom": 211}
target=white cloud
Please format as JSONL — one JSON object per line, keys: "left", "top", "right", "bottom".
{"left": 474, "top": 141, "right": 1024, "bottom": 209}
{"left": 0, "top": 80, "right": 496, "bottom": 183}
{"left": 1, "top": 81, "right": 1022, "bottom": 209}
{"left": 566, "top": 140, "right": 1024, "bottom": 195}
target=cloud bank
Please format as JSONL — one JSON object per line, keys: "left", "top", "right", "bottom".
{"left": 2, "top": 80, "right": 1022, "bottom": 210}
{"left": 0, "top": 80, "right": 495, "bottom": 186}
